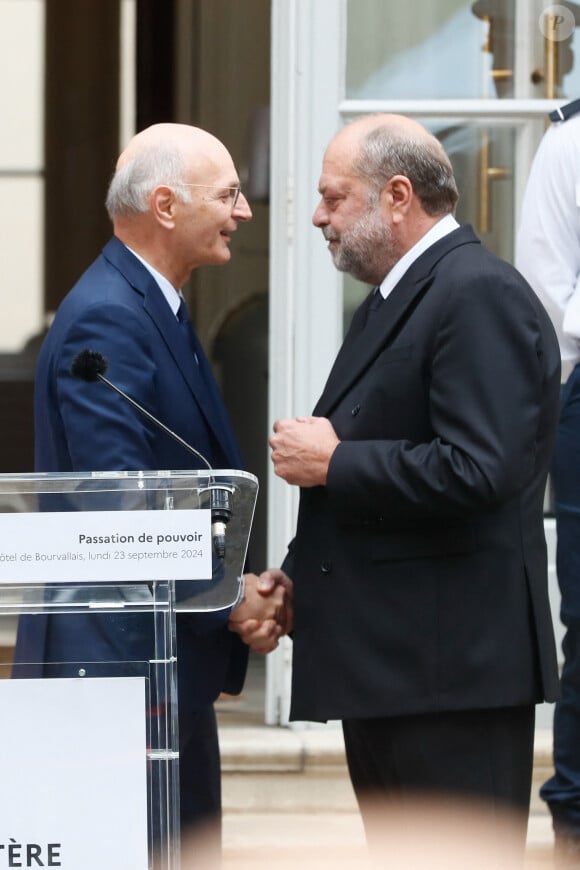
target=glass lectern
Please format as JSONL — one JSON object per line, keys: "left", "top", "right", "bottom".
{"left": 0, "top": 469, "right": 257, "bottom": 870}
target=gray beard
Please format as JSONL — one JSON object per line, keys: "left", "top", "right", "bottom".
{"left": 324, "top": 208, "right": 398, "bottom": 284}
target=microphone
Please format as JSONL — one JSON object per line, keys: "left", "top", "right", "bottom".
{"left": 71, "top": 349, "right": 233, "bottom": 558}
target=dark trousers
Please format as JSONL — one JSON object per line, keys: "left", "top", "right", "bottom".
{"left": 541, "top": 365, "right": 580, "bottom": 835}
{"left": 342, "top": 705, "right": 535, "bottom": 856}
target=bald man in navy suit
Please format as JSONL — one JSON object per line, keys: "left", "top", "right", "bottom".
{"left": 15, "top": 123, "right": 291, "bottom": 857}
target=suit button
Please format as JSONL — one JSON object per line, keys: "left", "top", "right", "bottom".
{"left": 320, "top": 560, "right": 332, "bottom": 574}
{"left": 351, "top": 405, "right": 360, "bottom": 416}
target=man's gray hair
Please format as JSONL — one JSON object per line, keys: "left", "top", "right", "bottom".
{"left": 105, "top": 143, "right": 193, "bottom": 219}
{"left": 353, "top": 125, "right": 459, "bottom": 216}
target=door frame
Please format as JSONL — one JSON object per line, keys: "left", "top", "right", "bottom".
{"left": 267, "top": 0, "right": 563, "bottom": 725}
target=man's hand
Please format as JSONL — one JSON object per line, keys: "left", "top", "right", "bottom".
{"left": 270, "top": 416, "right": 340, "bottom": 486}
{"left": 228, "top": 569, "right": 293, "bottom": 653}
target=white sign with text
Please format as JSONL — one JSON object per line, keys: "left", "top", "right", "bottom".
{"left": 0, "top": 677, "right": 148, "bottom": 869}
{"left": 0, "top": 509, "right": 211, "bottom": 583}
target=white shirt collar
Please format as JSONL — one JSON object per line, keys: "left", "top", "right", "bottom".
{"left": 379, "top": 214, "right": 459, "bottom": 299}
{"left": 126, "top": 246, "right": 182, "bottom": 316}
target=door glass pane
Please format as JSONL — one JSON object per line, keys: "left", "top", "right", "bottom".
{"left": 346, "top": 0, "right": 580, "bottom": 101}
{"left": 535, "top": 4, "right": 580, "bottom": 99}
{"left": 435, "top": 118, "right": 515, "bottom": 261}
{"left": 346, "top": 0, "right": 511, "bottom": 100}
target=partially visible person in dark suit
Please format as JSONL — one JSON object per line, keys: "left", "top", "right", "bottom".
{"left": 14, "top": 122, "right": 290, "bottom": 858}
{"left": 517, "top": 98, "right": 580, "bottom": 868}
{"left": 265, "top": 113, "right": 561, "bottom": 859}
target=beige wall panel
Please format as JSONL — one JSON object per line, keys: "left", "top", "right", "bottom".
{"left": 0, "top": 0, "right": 44, "bottom": 170}
{"left": 0, "top": 178, "right": 43, "bottom": 351}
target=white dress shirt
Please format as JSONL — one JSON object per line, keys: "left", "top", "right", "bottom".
{"left": 516, "top": 114, "right": 580, "bottom": 382}
{"left": 379, "top": 213, "right": 459, "bottom": 300}
{"left": 126, "top": 245, "right": 182, "bottom": 316}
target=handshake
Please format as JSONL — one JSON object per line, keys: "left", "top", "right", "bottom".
{"left": 228, "top": 569, "right": 293, "bottom": 653}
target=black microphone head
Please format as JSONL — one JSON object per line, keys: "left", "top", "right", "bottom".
{"left": 70, "top": 349, "right": 108, "bottom": 382}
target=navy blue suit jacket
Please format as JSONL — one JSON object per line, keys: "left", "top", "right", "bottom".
{"left": 15, "top": 237, "right": 248, "bottom": 709}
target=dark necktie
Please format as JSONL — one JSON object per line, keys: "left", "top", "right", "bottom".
{"left": 177, "top": 298, "right": 199, "bottom": 364}
{"left": 176, "top": 298, "right": 244, "bottom": 469}
{"left": 369, "top": 287, "right": 384, "bottom": 310}
{"left": 363, "top": 287, "right": 384, "bottom": 327}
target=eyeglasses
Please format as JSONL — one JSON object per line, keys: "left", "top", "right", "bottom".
{"left": 178, "top": 183, "right": 242, "bottom": 209}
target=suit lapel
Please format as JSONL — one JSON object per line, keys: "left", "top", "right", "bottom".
{"left": 314, "top": 276, "right": 432, "bottom": 416}
{"left": 314, "top": 225, "right": 480, "bottom": 417}
{"left": 103, "top": 238, "right": 243, "bottom": 467}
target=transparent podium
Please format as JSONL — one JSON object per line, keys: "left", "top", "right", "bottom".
{"left": 0, "top": 468, "right": 258, "bottom": 870}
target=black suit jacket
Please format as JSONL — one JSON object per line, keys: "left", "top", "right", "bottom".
{"left": 284, "top": 225, "right": 561, "bottom": 723}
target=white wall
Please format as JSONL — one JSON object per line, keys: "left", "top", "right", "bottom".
{"left": 0, "top": 0, "right": 44, "bottom": 352}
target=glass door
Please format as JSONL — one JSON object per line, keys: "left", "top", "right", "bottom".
{"left": 342, "top": 0, "right": 580, "bottom": 320}
{"left": 267, "top": 0, "right": 573, "bottom": 724}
